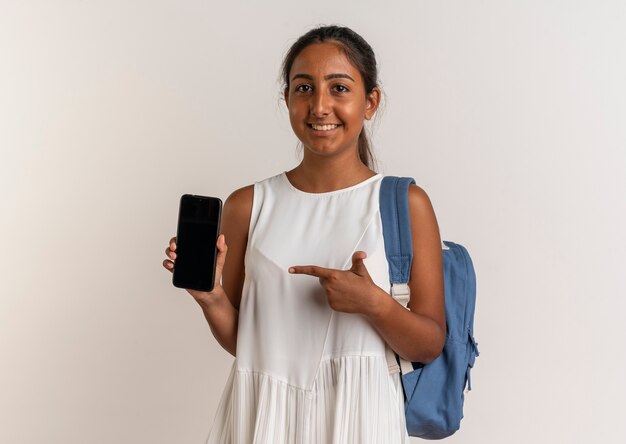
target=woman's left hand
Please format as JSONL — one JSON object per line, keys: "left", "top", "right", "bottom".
{"left": 288, "top": 251, "right": 385, "bottom": 315}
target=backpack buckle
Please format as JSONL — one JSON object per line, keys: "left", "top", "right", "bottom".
{"left": 391, "top": 283, "right": 410, "bottom": 308}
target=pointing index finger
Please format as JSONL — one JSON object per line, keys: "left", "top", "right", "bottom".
{"left": 288, "top": 265, "right": 333, "bottom": 278}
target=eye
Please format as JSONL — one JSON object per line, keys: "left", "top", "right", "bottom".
{"left": 333, "top": 84, "right": 349, "bottom": 93}
{"left": 295, "top": 84, "right": 312, "bottom": 93}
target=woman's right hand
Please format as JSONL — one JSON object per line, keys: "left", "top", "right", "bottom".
{"left": 163, "top": 234, "right": 229, "bottom": 305}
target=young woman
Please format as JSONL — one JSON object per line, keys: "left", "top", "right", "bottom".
{"left": 163, "top": 25, "right": 445, "bottom": 444}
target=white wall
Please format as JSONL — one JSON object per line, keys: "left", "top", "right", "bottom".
{"left": 1, "top": 1, "right": 625, "bottom": 443}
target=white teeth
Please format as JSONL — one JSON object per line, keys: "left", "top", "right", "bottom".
{"left": 311, "top": 124, "right": 340, "bottom": 131}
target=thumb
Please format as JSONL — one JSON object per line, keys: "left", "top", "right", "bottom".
{"left": 214, "top": 234, "right": 228, "bottom": 283}
{"left": 350, "top": 251, "right": 369, "bottom": 276}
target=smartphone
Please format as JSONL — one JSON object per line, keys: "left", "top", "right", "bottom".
{"left": 172, "top": 194, "right": 222, "bottom": 292}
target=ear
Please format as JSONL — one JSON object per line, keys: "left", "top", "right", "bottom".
{"left": 364, "top": 86, "right": 381, "bottom": 120}
{"left": 283, "top": 87, "right": 290, "bottom": 110}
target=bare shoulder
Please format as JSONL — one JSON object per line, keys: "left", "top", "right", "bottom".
{"left": 221, "top": 184, "right": 254, "bottom": 252}
{"left": 224, "top": 184, "right": 254, "bottom": 213}
{"left": 407, "top": 183, "right": 436, "bottom": 215}
{"left": 406, "top": 183, "right": 440, "bottom": 245}
{"left": 223, "top": 184, "right": 254, "bottom": 228}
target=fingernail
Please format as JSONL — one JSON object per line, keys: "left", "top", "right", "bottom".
{"left": 288, "top": 267, "right": 295, "bottom": 273}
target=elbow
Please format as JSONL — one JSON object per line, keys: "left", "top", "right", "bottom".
{"left": 418, "top": 343, "right": 444, "bottom": 365}
{"left": 423, "top": 325, "right": 446, "bottom": 363}
{"left": 398, "top": 348, "right": 440, "bottom": 365}
{"left": 402, "top": 325, "right": 446, "bottom": 364}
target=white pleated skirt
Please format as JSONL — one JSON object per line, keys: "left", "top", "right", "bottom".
{"left": 206, "top": 355, "right": 409, "bottom": 444}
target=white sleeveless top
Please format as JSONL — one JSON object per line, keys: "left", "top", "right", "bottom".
{"left": 206, "top": 172, "right": 409, "bottom": 444}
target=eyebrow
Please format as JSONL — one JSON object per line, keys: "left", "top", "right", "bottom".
{"left": 291, "top": 73, "right": 356, "bottom": 82}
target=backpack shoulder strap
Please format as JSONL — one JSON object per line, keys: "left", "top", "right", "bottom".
{"left": 380, "top": 176, "right": 418, "bottom": 377}
{"left": 379, "top": 176, "right": 416, "bottom": 306}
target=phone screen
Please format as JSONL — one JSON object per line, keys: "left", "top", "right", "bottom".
{"left": 172, "top": 194, "right": 222, "bottom": 292}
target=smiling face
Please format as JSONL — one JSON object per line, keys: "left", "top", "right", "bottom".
{"left": 284, "top": 42, "right": 380, "bottom": 161}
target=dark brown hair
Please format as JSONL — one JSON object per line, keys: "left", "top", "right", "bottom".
{"left": 280, "top": 25, "right": 381, "bottom": 169}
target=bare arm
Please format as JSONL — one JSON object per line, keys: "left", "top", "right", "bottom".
{"left": 365, "top": 184, "right": 446, "bottom": 363}
{"left": 202, "top": 184, "right": 253, "bottom": 355}
{"left": 164, "top": 185, "right": 253, "bottom": 356}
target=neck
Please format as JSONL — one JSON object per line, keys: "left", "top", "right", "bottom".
{"left": 286, "top": 151, "right": 377, "bottom": 193}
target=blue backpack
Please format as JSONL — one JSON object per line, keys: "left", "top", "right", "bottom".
{"left": 379, "top": 176, "right": 479, "bottom": 439}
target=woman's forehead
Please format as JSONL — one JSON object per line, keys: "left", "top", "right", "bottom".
{"left": 289, "top": 42, "right": 360, "bottom": 80}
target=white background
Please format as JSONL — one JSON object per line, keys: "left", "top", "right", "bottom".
{"left": 1, "top": 1, "right": 625, "bottom": 443}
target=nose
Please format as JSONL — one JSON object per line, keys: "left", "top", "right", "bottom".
{"left": 310, "top": 88, "right": 331, "bottom": 117}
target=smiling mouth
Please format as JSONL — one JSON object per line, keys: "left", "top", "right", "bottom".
{"left": 308, "top": 123, "right": 342, "bottom": 131}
